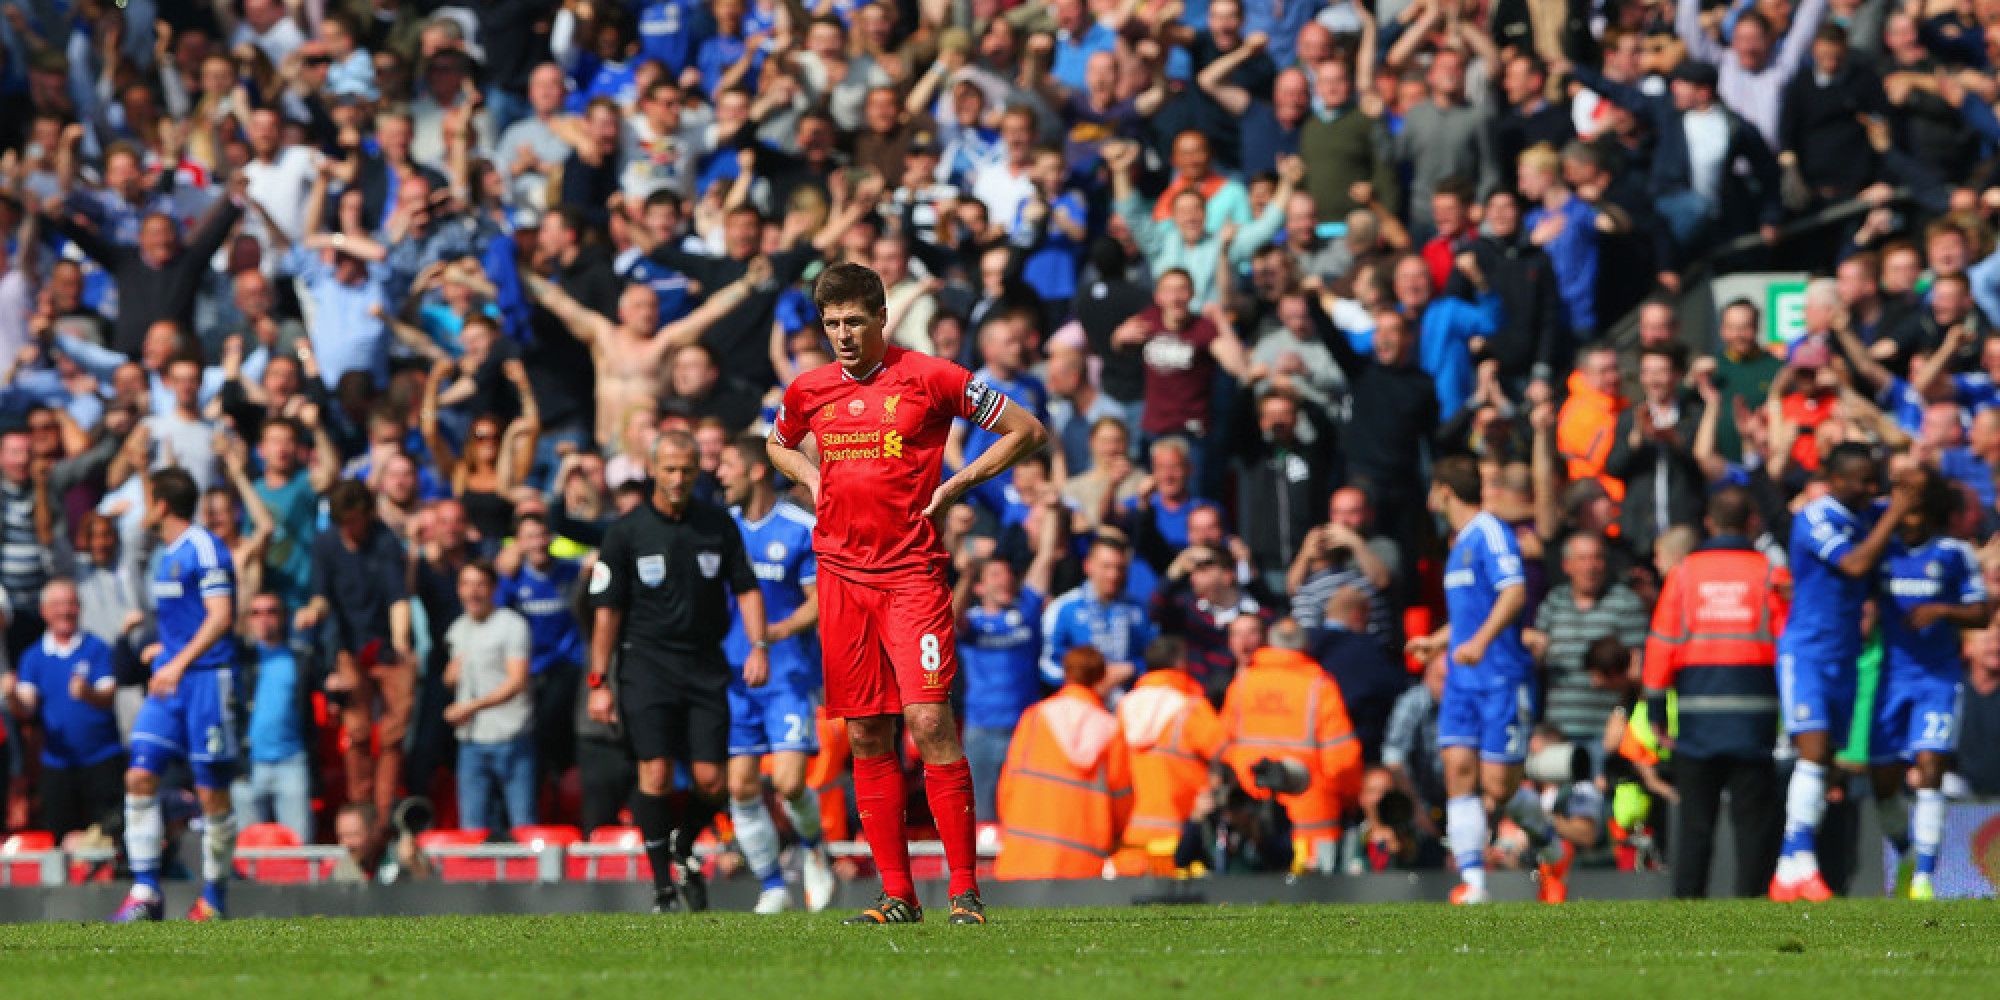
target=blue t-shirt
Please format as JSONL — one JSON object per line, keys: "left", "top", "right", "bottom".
{"left": 1442, "top": 511, "right": 1531, "bottom": 688}
{"left": 622, "top": 254, "right": 694, "bottom": 326}
{"left": 154, "top": 525, "right": 237, "bottom": 672}
{"left": 17, "top": 633, "right": 121, "bottom": 768}
{"left": 1040, "top": 587, "right": 1157, "bottom": 686}
{"left": 1879, "top": 535, "right": 1986, "bottom": 679}
{"left": 1942, "top": 446, "right": 1997, "bottom": 512}
{"left": 499, "top": 557, "right": 586, "bottom": 675}
{"left": 961, "top": 588, "right": 1046, "bottom": 731}
{"left": 1783, "top": 495, "right": 1882, "bottom": 663}
{"left": 254, "top": 471, "right": 319, "bottom": 611}
{"left": 246, "top": 642, "right": 307, "bottom": 763}
{"left": 637, "top": 0, "right": 704, "bottom": 74}
{"left": 1017, "top": 191, "right": 1087, "bottom": 304}
{"left": 724, "top": 502, "right": 820, "bottom": 686}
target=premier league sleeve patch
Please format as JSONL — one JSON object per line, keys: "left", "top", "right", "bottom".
{"left": 965, "top": 377, "right": 1007, "bottom": 429}
{"left": 588, "top": 560, "right": 613, "bottom": 595}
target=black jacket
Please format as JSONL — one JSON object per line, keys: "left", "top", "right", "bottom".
{"left": 1779, "top": 59, "right": 1891, "bottom": 198}
{"left": 1230, "top": 394, "right": 1339, "bottom": 580}
{"left": 1466, "top": 232, "right": 1565, "bottom": 382}
{"left": 1605, "top": 392, "right": 1707, "bottom": 557}
{"left": 1313, "top": 300, "right": 1439, "bottom": 501}
{"left": 650, "top": 243, "right": 821, "bottom": 388}
{"left": 1308, "top": 625, "right": 1409, "bottom": 765}
{"left": 1570, "top": 64, "right": 1783, "bottom": 229}
{"left": 51, "top": 197, "right": 243, "bottom": 359}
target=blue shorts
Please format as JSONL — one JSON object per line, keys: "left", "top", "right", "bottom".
{"left": 727, "top": 681, "right": 821, "bottom": 758}
{"left": 130, "top": 668, "right": 238, "bottom": 789}
{"left": 1778, "top": 650, "right": 1856, "bottom": 745}
{"left": 1870, "top": 672, "right": 1962, "bottom": 764}
{"left": 1437, "top": 678, "right": 1533, "bottom": 765}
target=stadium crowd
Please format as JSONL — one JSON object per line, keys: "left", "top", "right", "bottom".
{"left": 5, "top": 0, "right": 2000, "bottom": 903}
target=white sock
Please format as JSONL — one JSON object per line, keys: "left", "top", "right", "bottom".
{"left": 1781, "top": 760, "right": 1828, "bottom": 878}
{"left": 784, "top": 787, "right": 823, "bottom": 847}
{"left": 1875, "top": 791, "right": 1911, "bottom": 851}
{"left": 1913, "top": 789, "right": 1946, "bottom": 863}
{"left": 730, "top": 797, "right": 783, "bottom": 881}
{"left": 1446, "top": 794, "right": 1489, "bottom": 884}
{"left": 203, "top": 810, "right": 238, "bottom": 885}
{"left": 124, "top": 794, "right": 163, "bottom": 895}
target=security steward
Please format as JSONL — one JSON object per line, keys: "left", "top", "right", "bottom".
{"left": 587, "top": 430, "right": 769, "bottom": 914}
{"left": 1641, "top": 486, "right": 1788, "bottom": 899}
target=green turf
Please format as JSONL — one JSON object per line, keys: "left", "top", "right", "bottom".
{"left": 1, "top": 900, "right": 1995, "bottom": 998}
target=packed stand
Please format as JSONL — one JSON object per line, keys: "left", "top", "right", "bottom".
{"left": 2, "top": 0, "right": 2000, "bottom": 899}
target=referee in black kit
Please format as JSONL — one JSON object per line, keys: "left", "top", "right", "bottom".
{"left": 587, "top": 430, "right": 770, "bottom": 913}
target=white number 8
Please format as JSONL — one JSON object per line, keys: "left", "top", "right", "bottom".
{"left": 920, "top": 633, "right": 942, "bottom": 671}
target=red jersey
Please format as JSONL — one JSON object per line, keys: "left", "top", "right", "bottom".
{"left": 771, "top": 346, "right": 1008, "bottom": 578}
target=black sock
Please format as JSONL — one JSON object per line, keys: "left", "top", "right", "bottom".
{"left": 634, "top": 792, "right": 679, "bottom": 892}
{"left": 676, "top": 791, "right": 724, "bottom": 866}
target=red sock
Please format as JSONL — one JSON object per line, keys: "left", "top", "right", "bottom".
{"left": 924, "top": 758, "right": 979, "bottom": 897}
{"left": 853, "top": 753, "right": 915, "bottom": 903}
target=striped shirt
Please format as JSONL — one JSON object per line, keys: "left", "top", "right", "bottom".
{"left": 0, "top": 478, "right": 46, "bottom": 613}
{"left": 1533, "top": 582, "right": 1650, "bottom": 747}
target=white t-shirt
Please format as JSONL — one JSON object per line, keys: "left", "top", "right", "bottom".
{"left": 244, "top": 146, "right": 319, "bottom": 249}
{"left": 446, "top": 608, "right": 532, "bottom": 744}
{"left": 971, "top": 162, "right": 1035, "bottom": 232}
{"left": 235, "top": 20, "right": 306, "bottom": 68}
{"left": 1683, "top": 107, "right": 1730, "bottom": 205}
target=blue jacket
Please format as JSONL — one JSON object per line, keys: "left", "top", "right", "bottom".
{"left": 1039, "top": 586, "right": 1157, "bottom": 687}
{"left": 1413, "top": 292, "right": 1500, "bottom": 420}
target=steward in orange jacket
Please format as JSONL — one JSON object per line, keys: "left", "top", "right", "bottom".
{"left": 1557, "top": 361, "right": 1629, "bottom": 502}
{"left": 1640, "top": 524, "right": 1788, "bottom": 762}
{"left": 996, "top": 648, "right": 1135, "bottom": 880}
{"left": 1219, "top": 622, "right": 1363, "bottom": 853}
{"left": 1113, "top": 638, "right": 1226, "bottom": 874}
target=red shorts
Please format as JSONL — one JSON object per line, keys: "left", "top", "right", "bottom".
{"left": 817, "top": 567, "right": 959, "bottom": 718}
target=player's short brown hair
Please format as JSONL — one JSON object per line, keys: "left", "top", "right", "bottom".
{"left": 813, "top": 261, "right": 886, "bottom": 317}
{"left": 1432, "top": 454, "right": 1482, "bottom": 506}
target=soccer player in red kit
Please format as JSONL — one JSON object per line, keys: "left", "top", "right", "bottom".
{"left": 767, "top": 262, "right": 1048, "bottom": 925}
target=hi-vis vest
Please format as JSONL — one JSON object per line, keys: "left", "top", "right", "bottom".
{"left": 995, "top": 684, "right": 1135, "bottom": 881}
{"left": 1641, "top": 543, "right": 1787, "bottom": 760}
{"left": 1219, "top": 647, "right": 1364, "bottom": 842}
{"left": 1116, "top": 669, "right": 1226, "bottom": 843}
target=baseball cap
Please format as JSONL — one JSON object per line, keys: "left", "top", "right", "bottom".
{"left": 1671, "top": 60, "right": 1719, "bottom": 89}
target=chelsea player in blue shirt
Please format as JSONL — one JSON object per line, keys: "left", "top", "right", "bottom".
{"left": 714, "top": 435, "right": 836, "bottom": 914}
{"left": 1773, "top": 443, "right": 1914, "bottom": 902}
{"left": 114, "top": 469, "right": 241, "bottom": 922}
{"left": 1869, "top": 463, "right": 1989, "bottom": 900}
{"left": 1406, "top": 457, "right": 1568, "bottom": 905}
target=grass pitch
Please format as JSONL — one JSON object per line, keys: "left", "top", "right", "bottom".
{"left": 1, "top": 900, "right": 1995, "bottom": 999}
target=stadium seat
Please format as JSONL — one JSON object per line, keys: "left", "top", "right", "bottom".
{"left": 418, "top": 829, "right": 544, "bottom": 882}
{"left": 419, "top": 829, "right": 492, "bottom": 848}
{"left": 239, "top": 823, "right": 303, "bottom": 848}
{"left": 511, "top": 825, "right": 581, "bottom": 849}
{"left": 233, "top": 824, "right": 338, "bottom": 883}
{"left": 566, "top": 826, "right": 650, "bottom": 881}
{"left": 0, "top": 832, "right": 56, "bottom": 886}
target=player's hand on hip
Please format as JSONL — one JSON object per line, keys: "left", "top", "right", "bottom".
{"left": 1451, "top": 638, "right": 1486, "bottom": 667}
{"left": 148, "top": 665, "right": 184, "bottom": 698}
{"left": 921, "top": 481, "right": 961, "bottom": 522}
{"left": 744, "top": 648, "right": 770, "bottom": 688}
{"left": 587, "top": 687, "right": 617, "bottom": 725}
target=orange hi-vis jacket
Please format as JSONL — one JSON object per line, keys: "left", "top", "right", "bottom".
{"left": 1557, "top": 369, "right": 1628, "bottom": 502}
{"left": 1219, "top": 647, "right": 1364, "bottom": 843}
{"left": 1115, "top": 670, "right": 1225, "bottom": 850}
{"left": 995, "top": 683, "right": 1135, "bottom": 880}
{"left": 1641, "top": 539, "right": 1789, "bottom": 761}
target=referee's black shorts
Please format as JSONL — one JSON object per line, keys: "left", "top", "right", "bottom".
{"left": 617, "top": 651, "right": 730, "bottom": 765}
